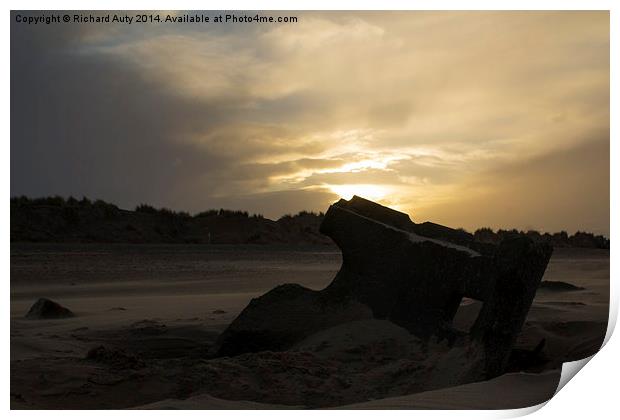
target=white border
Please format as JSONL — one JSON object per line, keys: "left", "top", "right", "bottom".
{"left": 3, "top": 1, "right": 616, "bottom": 419}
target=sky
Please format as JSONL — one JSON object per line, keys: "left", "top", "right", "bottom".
{"left": 11, "top": 11, "right": 609, "bottom": 235}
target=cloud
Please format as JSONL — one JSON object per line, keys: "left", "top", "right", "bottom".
{"left": 11, "top": 11, "right": 609, "bottom": 231}
{"left": 11, "top": 16, "right": 234, "bottom": 211}
{"left": 209, "top": 188, "right": 339, "bottom": 219}
{"left": 412, "top": 138, "right": 610, "bottom": 235}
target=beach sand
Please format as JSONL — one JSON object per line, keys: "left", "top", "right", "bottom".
{"left": 10, "top": 244, "right": 609, "bottom": 409}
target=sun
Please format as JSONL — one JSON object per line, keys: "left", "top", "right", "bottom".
{"left": 328, "top": 184, "right": 391, "bottom": 202}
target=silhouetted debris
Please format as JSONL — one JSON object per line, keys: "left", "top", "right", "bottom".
{"left": 215, "top": 196, "right": 553, "bottom": 381}
{"left": 539, "top": 281, "right": 585, "bottom": 291}
{"left": 470, "top": 236, "right": 552, "bottom": 377}
{"left": 25, "top": 298, "right": 75, "bottom": 319}
{"left": 212, "top": 309, "right": 227, "bottom": 314}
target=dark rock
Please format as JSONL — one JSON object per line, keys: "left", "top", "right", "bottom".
{"left": 214, "top": 196, "right": 553, "bottom": 380}
{"left": 539, "top": 281, "right": 585, "bottom": 291}
{"left": 25, "top": 298, "right": 75, "bottom": 319}
{"left": 212, "top": 309, "right": 227, "bottom": 314}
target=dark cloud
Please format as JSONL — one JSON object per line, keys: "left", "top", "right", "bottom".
{"left": 11, "top": 18, "right": 270, "bottom": 213}
{"left": 12, "top": 48, "right": 193, "bottom": 210}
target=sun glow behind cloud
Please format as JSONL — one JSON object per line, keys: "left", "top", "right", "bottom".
{"left": 327, "top": 184, "right": 392, "bottom": 202}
